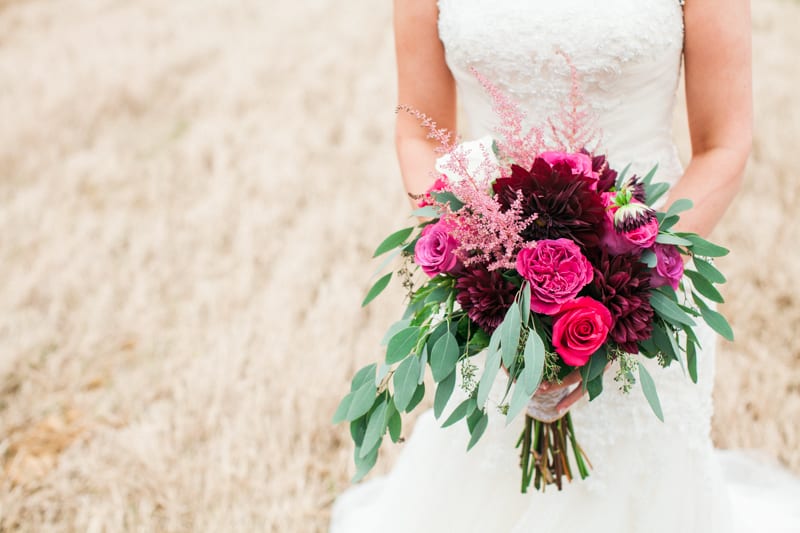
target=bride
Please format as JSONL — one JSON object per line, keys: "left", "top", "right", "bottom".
{"left": 331, "top": 0, "right": 800, "bottom": 531}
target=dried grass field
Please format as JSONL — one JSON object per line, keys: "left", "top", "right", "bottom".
{"left": 0, "top": 0, "right": 798, "bottom": 531}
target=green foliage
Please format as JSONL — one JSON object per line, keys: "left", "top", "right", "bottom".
{"left": 638, "top": 363, "right": 664, "bottom": 422}
{"left": 360, "top": 398, "right": 389, "bottom": 458}
{"left": 431, "top": 190, "right": 465, "bottom": 211}
{"left": 410, "top": 205, "right": 440, "bottom": 218}
{"left": 500, "top": 304, "right": 522, "bottom": 368}
{"left": 684, "top": 270, "right": 724, "bottom": 303}
{"left": 362, "top": 272, "right": 392, "bottom": 307}
{"left": 442, "top": 397, "right": 476, "bottom": 428}
{"left": 393, "top": 355, "right": 421, "bottom": 412}
{"left": 650, "top": 290, "right": 696, "bottom": 327}
{"left": 693, "top": 294, "right": 734, "bottom": 341}
{"left": 373, "top": 226, "right": 415, "bottom": 257}
{"left": 430, "top": 331, "right": 460, "bottom": 382}
{"left": 466, "top": 410, "right": 489, "bottom": 451}
{"left": 434, "top": 370, "right": 457, "bottom": 419}
{"left": 692, "top": 258, "right": 726, "bottom": 284}
{"left": 385, "top": 326, "right": 421, "bottom": 364}
{"left": 680, "top": 233, "right": 729, "bottom": 257}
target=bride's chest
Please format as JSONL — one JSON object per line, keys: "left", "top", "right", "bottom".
{"left": 438, "top": 0, "right": 684, "bottom": 89}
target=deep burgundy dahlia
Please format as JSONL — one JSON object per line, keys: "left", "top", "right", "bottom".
{"left": 455, "top": 268, "right": 517, "bottom": 334}
{"left": 492, "top": 158, "right": 605, "bottom": 249}
{"left": 590, "top": 153, "right": 618, "bottom": 193}
{"left": 591, "top": 251, "right": 654, "bottom": 353}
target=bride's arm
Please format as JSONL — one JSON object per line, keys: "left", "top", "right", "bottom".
{"left": 553, "top": 0, "right": 752, "bottom": 413}
{"left": 664, "top": 0, "right": 752, "bottom": 237}
{"left": 393, "top": 0, "right": 456, "bottom": 206}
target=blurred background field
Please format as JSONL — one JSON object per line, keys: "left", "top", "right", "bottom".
{"left": 0, "top": 0, "right": 798, "bottom": 531}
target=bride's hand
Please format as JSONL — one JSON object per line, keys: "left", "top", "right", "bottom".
{"left": 536, "top": 361, "right": 612, "bottom": 414}
{"left": 536, "top": 370, "right": 585, "bottom": 415}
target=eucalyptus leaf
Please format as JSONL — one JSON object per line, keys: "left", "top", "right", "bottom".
{"left": 687, "top": 340, "right": 698, "bottom": 384}
{"left": 586, "top": 374, "right": 603, "bottom": 401}
{"left": 658, "top": 215, "right": 680, "bottom": 232}
{"left": 521, "top": 329, "right": 546, "bottom": 396}
{"left": 505, "top": 379, "right": 532, "bottom": 424}
{"left": 373, "top": 226, "right": 415, "bottom": 257}
{"left": 684, "top": 270, "right": 724, "bottom": 303}
{"left": 431, "top": 190, "right": 465, "bottom": 211}
{"left": 351, "top": 363, "right": 378, "bottom": 392}
{"left": 350, "top": 416, "right": 367, "bottom": 446}
{"left": 681, "top": 234, "right": 729, "bottom": 257}
{"left": 380, "top": 319, "right": 411, "bottom": 346}
{"left": 650, "top": 291, "right": 696, "bottom": 327}
{"left": 434, "top": 370, "right": 457, "bottom": 419}
{"left": 665, "top": 198, "right": 693, "bottom": 219}
{"left": 410, "top": 205, "right": 440, "bottom": 218}
{"left": 386, "top": 327, "right": 421, "bottom": 364}
{"left": 362, "top": 272, "right": 392, "bottom": 307}
{"left": 388, "top": 408, "right": 402, "bottom": 443}
{"left": 359, "top": 399, "right": 388, "bottom": 458}
{"left": 500, "top": 305, "right": 522, "bottom": 368}
{"left": 641, "top": 250, "right": 657, "bottom": 268}
{"left": 651, "top": 322, "right": 678, "bottom": 364}
{"left": 693, "top": 295, "right": 735, "bottom": 341}
{"left": 352, "top": 442, "right": 380, "bottom": 482}
{"left": 615, "top": 163, "right": 633, "bottom": 188}
{"left": 466, "top": 411, "right": 489, "bottom": 451}
{"left": 580, "top": 347, "right": 607, "bottom": 392}
{"left": 430, "top": 331, "right": 460, "bottom": 382}
{"left": 692, "top": 258, "right": 726, "bottom": 284}
{"left": 418, "top": 344, "right": 428, "bottom": 384}
{"left": 655, "top": 233, "right": 693, "bottom": 246}
{"left": 645, "top": 182, "right": 670, "bottom": 207}
{"left": 405, "top": 382, "right": 426, "bottom": 412}
{"left": 641, "top": 163, "right": 659, "bottom": 187}
{"left": 442, "top": 398, "right": 475, "bottom": 428}
{"left": 332, "top": 393, "right": 353, "bottom": 424}
{"left": 639, "top": 363, "right": 664, "bottom": 422}
{"left": 393, "top": 356, "right": 421, "bottom": 412}
{"left": 375, "top": 363, "right": 391, "bottom": 387}
{"left": 477, "top": 348, "right": 503, "bottom": 408}
{"left": 520, "top": 283, "right": 532, "bottom": 325}
{"left": 345, "top": 380, "right": 377, "bottom": 421}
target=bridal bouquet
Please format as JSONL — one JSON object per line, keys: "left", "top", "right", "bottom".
{"left": 333, "top": 67, "right": 732, "bottom": 492}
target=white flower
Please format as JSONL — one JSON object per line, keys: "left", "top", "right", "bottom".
{"left": 434, "top": 135, "right": 501, "bottom": 184}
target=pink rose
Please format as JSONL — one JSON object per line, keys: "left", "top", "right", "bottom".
{"left": 551, "top": 297, "right": 613, "bottom": 367}
{"left": 601, "top": 203, "right": 659, "bottom": 255}
{"left": 540, "top": 151, "right": 599, "bottom": 190}
{"left": 414, "top": 219, "right": 460, "bottom": 277}
{"left": 417, "top": 176, "right": 448, "bottom": 207}
{"left": 650, "top": 243, "right": 684, "bottom": 290}
{"left": 516, "top": 239, "right": 593, "bottom": 315}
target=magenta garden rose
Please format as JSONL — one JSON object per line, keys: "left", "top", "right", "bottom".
{"left": 551, "top": 297, "right": 613, "bottom": 366}
{"left": 516, "top": 239, "right": 593, "bottom": 315}
{"left": 650, "top": 243, "right": 684, "bottom": 290}
{"left": 414, "top": 219, "right": 460, "bottom": 277}
{"left": 540, "top": 151, "right": 599, "bottom": 189}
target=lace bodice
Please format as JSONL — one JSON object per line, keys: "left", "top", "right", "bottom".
{"left": 438, "top": 0, "right": 716, "bottom": 494}
{"left": 438, "top": 0, "right": 685, "bottom": 183}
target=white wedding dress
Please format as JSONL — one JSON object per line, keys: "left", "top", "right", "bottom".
{"left": 330, "top": 0, "right": 800, "bottom": 531}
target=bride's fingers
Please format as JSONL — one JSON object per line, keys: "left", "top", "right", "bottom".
{"left": 539, "top": 369, "right": 581, "bottom": 392}
{"left": 556, "top": 385, "right": 585, "bottom": 414}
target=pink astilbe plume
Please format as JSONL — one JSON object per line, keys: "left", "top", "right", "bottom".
{"left": 396, "top": 104, "right": 457, "bottom": 155}
{"left": 547, "top": 51, "right": 601, "bottom": 153}
{"left": 445, "top": 179, "right": 537, "bottom": 271}
{"left": 470, "top": 67, "right": 545, "bottom": 169}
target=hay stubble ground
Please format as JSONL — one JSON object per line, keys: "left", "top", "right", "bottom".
{"left": 0, "top": 0, "right": 798, "bottom": 531}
